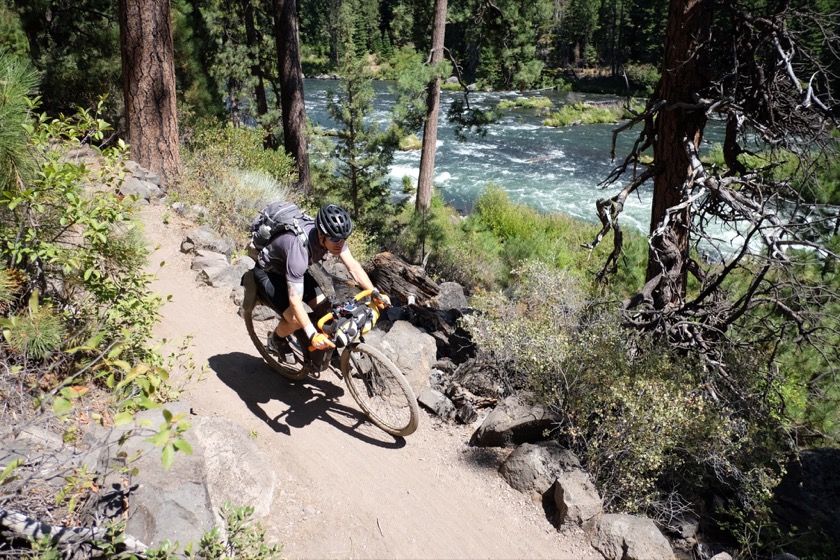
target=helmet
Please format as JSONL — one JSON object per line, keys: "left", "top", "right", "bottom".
{"left": 316, "top": 204, "right": 354, "bottom": 239}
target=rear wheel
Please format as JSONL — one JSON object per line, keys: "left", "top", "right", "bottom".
{"left": 243, "top": 304, "right": 309, "bottom": 381}
{"left": 341, "top": 343, "right": 419, "bottom": 436}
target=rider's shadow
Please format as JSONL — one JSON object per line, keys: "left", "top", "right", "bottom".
{"left": 209, "top": 352, "right": 405, "bottom": 448}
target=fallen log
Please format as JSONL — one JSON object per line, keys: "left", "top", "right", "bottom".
{"left": 365, "top": 252, "right": 440, "bottom": 306}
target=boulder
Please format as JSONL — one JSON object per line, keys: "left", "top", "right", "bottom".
{"left": 499, "top": 441, "right": 580, "bottom": 496}
{"left": 366, "top": 320, "right": 437, "bottom": 395}
{"left": 417, "top": 388, "right": 457, "bottom": 421}
{"left": 584, "top": 513, "right": 675, "bottom": 560}
{"left": 772, "top": 448, "right": 840, "bottom": 546}
{"left": 433, "top": 281, "right": 468, "bottom": 310}
{"left": 180, "top": 226, "right": 236, "bottom": 259}
{"left": 471, "top": 394, "right": 560, "bottom": 447}
{"left": 84, "top": 403, "right": 276, "bottom": 548}
{"left": 552, "top": 470, "right": 602, "bottom": 527}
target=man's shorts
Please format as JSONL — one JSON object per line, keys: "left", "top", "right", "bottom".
{"left": 253, "top": 267, "right": 322, "bottom": 314}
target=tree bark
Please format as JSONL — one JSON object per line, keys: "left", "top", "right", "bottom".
{"left": 243, "top": 0, "right": 267, "bottom": 118}
{"left": 646, "top": 0, "right": 713, "bottom": 305}
{"left": 119, "top": 0, "right": 182, "bottom": 184}
{"left": 273, "top": 0, "right": 311, "bottom": 191}
{"left": 415, "top": 0, "right": 448, "bottom": 212}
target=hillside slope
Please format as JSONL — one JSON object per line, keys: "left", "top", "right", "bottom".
{"left": 142, "top": 202, "right": 598, "bottom": 559}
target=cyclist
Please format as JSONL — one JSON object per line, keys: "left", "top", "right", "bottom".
{"left": 254, "top": 203, "right": 390, "bottom": 362}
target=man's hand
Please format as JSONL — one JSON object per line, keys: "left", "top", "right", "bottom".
{"left": 372, "top": 290, "right": 391, "bottom": 308}
{"left": 309, "top": 332, "right": 336, "bottom": 351}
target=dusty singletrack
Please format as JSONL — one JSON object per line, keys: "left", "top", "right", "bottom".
{"left": 142, "top": 203, "right": 598, "bottom": 559}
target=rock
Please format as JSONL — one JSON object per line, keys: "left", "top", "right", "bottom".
{"left": 433, "top": 281, "right": 468, "bottom": 310}
{"left": 366, "top": 320, "right": 437, "bottom": 396}
{"left": 191, "top": 249, "right": 229, "bottom": 269}
{"left": 454, "top": 360, "right": 504, "bottom": 399}
{"left": 181, "top": 226, "right": 236, "bottom": 259}
{"left": 552, "top": 470, "right": 602, "bottom": 527}
{"left": 772, "top": 448, "right": 840, "bottom": 547}
{"left": 499, "top": 442, "right": 581, "bottom": 496}
{"left": 84, "top": 404, "right": 276, "bottom": 548}
{"left": 417, "top": 388, "right": 457, "bottom": 421}
{"left": 584, "top": 513, "right": 675, "bottom": 560}
{"left": 193, "top": 254, "right": 253, "bottom": 289}
{"left": 120, "top": 177, "right": 155, "bottom": 201}
{"left": 471, "top": 394, "right": 560, "bottom": 447}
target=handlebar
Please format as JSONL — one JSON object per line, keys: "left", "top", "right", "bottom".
{"left": 312, "top": 290, "right": 387, "bottom": 349}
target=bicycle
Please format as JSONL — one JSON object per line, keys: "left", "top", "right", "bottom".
{"left": 240, "top": 269, "right": 420, "bottom": 437}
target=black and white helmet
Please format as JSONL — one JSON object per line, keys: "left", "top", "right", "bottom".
{"left": 316, "top": 204, "right": 354, "bottom": 239}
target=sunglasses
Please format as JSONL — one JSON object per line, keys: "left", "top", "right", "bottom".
{"left": 326, "top": 235, "right": 345, "bottom": 243}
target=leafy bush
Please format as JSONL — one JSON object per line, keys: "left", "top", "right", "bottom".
{"left": 543, "top": 102, "right": 624, "bottom": 126}
{"left": 390, "top": 185, "right": 647, "bottom": 295}
{"left": 624, "top": 63, "right": 661, "bottom": 95}
{"left": 178, "top": 121, "right": 298, "bottom": 242}
{"left": 496, "top": 96, "right": 554, "bottom": 110}
{"left": 462, "top": 261, "right": 793, "bottom": 553}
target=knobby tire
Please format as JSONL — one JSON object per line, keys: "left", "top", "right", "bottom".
{"left": 341, "top": 343, "right": 419, "bottom": 437}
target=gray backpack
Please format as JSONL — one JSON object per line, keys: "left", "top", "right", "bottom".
{"left": 249, "top": 201, "right": 312, "bottom": 257}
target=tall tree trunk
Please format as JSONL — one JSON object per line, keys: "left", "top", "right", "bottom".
{"left": 242, "top": 0, "right": 276, "bottom": 149}
{"left": 646, "top": 0, "right": 712, "bottom": 306}
{"left": 416, "top": 0, "right": 447, "bottom": 212}
{"left": 273, "top": 0, "right": 311, "bottom": 191}
{"left": 119, "top": 0, "right": 181, "bottom": 184}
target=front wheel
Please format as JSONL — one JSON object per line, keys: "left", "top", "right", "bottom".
{"left": 341, "top": 343, "right": 419, "bottom": 437}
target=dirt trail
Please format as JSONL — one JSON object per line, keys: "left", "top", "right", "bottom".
{"left": 141, "top": 202, "right": 598, "bottom": 560}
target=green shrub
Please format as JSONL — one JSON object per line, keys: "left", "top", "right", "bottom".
{"left": 463, "top": 262, "right": 792, "bottom": 549}
{"left": 1, "top": 290, "right": 65, "bottom": 360}
{"left": 178, "top": 121, "right": 298, "bottom": 243}
{"left": 496, "top": 97, "right": 554, "bottom": 110}
{"left": 543, "top": 102, "right": 624, "bottom": 127}
{"left": 390, "top": 185, "right": 647, "bottom": 295}
{"left": 624, "top": 63, "right": 660, "bottom": 95}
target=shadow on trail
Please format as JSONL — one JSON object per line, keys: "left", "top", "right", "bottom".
{"left": 209, "top": 351, "right": 405, "bottom": 449}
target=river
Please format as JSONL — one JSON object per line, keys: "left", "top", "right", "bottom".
{"left": 304, "top": 78, "right": 730, "bottom": 235}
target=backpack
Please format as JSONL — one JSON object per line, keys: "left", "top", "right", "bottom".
{"left": 249, "top": 201, "right": 312, "bottom": 260}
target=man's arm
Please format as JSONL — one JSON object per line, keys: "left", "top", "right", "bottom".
{"left": 339, "top": 249, "right": 375, "bottom": 291}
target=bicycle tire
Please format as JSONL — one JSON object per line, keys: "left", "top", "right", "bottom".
{"left": 243, "top": 304, "right": 310, "bottom": 381}
{"left": 341, "top": 343, "right": 419, "bottom": 436}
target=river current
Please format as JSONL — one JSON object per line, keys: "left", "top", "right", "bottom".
{"left": 303, "top": 78, "right": 655, "bottom": 231}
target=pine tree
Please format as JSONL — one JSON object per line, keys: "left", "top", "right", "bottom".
{"left": 324, "top": 53, "right": 398, "bottom": 235}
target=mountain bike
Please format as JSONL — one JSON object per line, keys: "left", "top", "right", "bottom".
{"left": 241, "top": 269, "right": 419, "bottom": 437}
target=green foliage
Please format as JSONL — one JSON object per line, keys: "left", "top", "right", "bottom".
{"left": 463, "top": 263, "right": 792, "bottom": 540}
{"left": 390, "top": 185, "right": 646, "bottom": 295}
{"left": 543, "top": 102, "right": 625, "bottom": 126}
{"left": 314, "top": 53, "right": 400, "bottom": 237}
{"left": 1, "top": 290, "right": 65, "bottom": 360}
{"left": 624, "top": 63, "right": 661, "bottom": 95}
{"left": 0, "top": 88, "right": 161, "bottom": 364}
{"left": 0, "top": 51, "right": 37, "bottom": 192}
{"left": 0, "top": 6, "right": 28, "bottom": 60}
{"left": 496, "top": 96, "right": 554, "bottom": 110}
{"left": 178, "top": 120, "right": 298, "bottom": 240}
{"left": 10, "top": 0, "right": 123, "bottom": 119}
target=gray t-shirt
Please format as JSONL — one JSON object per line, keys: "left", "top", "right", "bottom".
{"left": 259, "top": 222, "right": 345, "bottom": 282}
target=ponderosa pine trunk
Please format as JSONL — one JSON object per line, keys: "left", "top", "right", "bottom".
{"left": 119, "top": 0, "right": 181, "bottom": 183}
{"left": 273, "top": 0, "right": 311, "bottom": 191}
{"left": 646, "top": 0, "right": 713, "bottom": 307}
{"left": 415, "top": 0, "right": 447, "bottom": 212}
